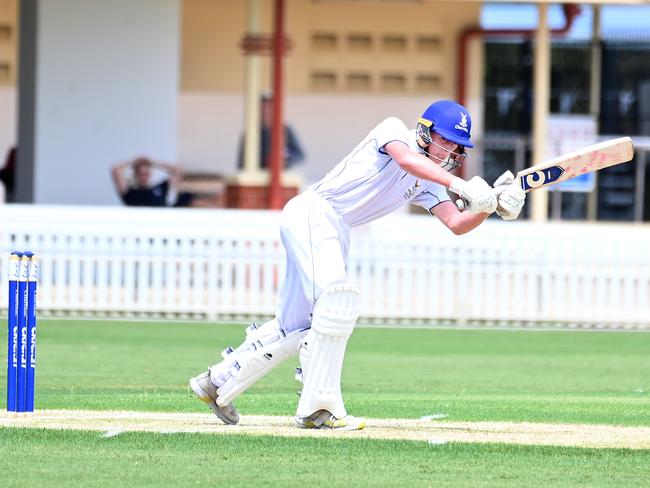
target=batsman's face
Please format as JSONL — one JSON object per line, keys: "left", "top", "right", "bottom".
{"left": 429, "top": 133, "right": 458, "bottom": 159}
{"left": 427, "top": 133, "right": 466, "bottom": 171}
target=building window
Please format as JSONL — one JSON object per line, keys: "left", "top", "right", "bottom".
{"left": 346, "top": 72, "right": 371, "bottom": 91}
{"left": 416, "top": 35, "right": 441, "bottom": 54}
{"left": 382, "top": 35, "right": 407, "bottom": 53}
{"left": 347, "top": 33, "right": 373, "bottom": 52}
{"left": 311, "top": 32, "right": 338, "bottom": 52}
{"left": 415, "top": 73, "right": 441, "bottom": 92}
{"left": 310, "top": 71, "right": 337, "bottom": 91}
{"left": 381, "top": 73, "right": 407, "bottom": 92}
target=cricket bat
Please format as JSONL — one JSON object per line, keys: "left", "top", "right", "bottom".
{"left": 516, "top": 136, "right": 635, "bottom": 192}
{"left": 456, "top": 137, "right": 635, "bottom": 211}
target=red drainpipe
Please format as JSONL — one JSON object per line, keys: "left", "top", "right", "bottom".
{"left": 457, "top": 4, "right": 581, "bottom": 109}
{"left": 269, "top": 0, "right": 285, "bottom": 210}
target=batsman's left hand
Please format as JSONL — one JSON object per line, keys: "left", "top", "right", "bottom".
{"left": 493, "top": 170, "right": 525, "bottom": 221}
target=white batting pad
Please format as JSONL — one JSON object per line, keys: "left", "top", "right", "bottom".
{"left": 296, "top": 282, "right": 360, "bottom": 419}
{"left": 214, "top": 320, "right": 305, "bottom": 406}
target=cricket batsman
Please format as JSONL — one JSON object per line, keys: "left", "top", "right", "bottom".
{"left": 190, "top": 100, "right": 526, "bottom": 430}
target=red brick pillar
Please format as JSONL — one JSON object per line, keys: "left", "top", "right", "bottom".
{"left": 225, "top": 183, "right": 299, "bottom": 209}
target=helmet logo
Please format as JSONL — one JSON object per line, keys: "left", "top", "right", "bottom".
{"left": 454, "top": 112, "right": 469, "bottom": 133}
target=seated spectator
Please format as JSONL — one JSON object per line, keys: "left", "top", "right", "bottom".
{"left": 111, "top": 157, "right": 193, "bottom": 207}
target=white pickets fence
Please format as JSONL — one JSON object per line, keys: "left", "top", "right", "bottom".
{"left": 1, "top": 205, "right": 649, "bottom": 329}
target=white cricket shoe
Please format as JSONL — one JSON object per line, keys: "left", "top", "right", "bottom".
{"left": 189, "top": 370, "right": 240, "bottom": 425}
{"left": 295, "top": 409, "right": 365, "bottom": 431}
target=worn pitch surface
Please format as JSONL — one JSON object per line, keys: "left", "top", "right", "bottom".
{"left": 2, "top": 409, "right": 649, "bottom": 449}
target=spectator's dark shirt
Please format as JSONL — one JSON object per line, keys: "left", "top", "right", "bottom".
{"left": 238, "top": 125, "right": 305, "bottom": 169}
{"left": 122, "top": 180, "right": 169, "bottom": 207}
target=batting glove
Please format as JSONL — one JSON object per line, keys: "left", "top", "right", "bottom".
{"left": 449, "top": 176, "right": 498, "bottom": 214}
{"left": 493, "top": 170, "right": 525, "bottom": 221}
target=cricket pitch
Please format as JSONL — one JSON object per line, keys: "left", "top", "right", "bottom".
{"left": 2, "top": 409, "right": 649, "bottom": 449}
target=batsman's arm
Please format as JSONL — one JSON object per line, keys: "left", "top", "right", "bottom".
{"left": 386, "top": 141, "right": 497, "bottom": 214}
{"left": 384, "top": 141, "right": 456, "bottom": 187}
{"left": 431, "top": 200, "right": 489, "bottom": 235}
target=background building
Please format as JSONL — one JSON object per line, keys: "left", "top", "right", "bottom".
{"left": 0, "top": 0, "right": 648, "bottom": 220}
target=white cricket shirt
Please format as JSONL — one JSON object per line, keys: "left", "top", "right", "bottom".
{"left": 310, "top": 117, "right": 450, "bottom": 227}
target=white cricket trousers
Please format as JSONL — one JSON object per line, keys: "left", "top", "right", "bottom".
{"left": 276, "top": 190, "right": 351, "bottom": 334}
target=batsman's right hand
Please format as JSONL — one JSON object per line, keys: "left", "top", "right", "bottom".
{"left": 493, "top": 170, "right": 515, "bottom": 191}
{"left": 449, "top": 176, "right": 497, "bottom": 214}
{"left": 492, "top": 170, "right": 525, "bottom": 220}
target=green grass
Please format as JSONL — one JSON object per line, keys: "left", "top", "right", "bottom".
{"left": 3, "top": 320, "right": 648, "bottom": 425}
{"left": 1, "top": 429, "right": 649, "bottom": 488}
{"left": 2, "top": 320, "right": 650, "bottom": 487}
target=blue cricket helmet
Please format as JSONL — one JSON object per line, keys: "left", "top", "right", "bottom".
{"left": 417, "top": 100, "right": 473, "bottom": 148}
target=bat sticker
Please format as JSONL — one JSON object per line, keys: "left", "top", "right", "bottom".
{"left": 521, "top": 165, "right": 565, "bottom": 191}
